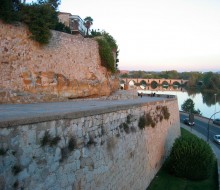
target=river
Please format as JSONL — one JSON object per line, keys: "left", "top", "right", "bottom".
{"left": 137, "top": 88, "right": 220, "bottom": 119}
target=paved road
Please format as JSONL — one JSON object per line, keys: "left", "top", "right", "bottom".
{"left": 180, "top": 112, "right": 220, "bottom": 145}
{"left": 0, "top": 96, "right": 167, "bottom": 127}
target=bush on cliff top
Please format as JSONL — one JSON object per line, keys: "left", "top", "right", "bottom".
{"left": 20, "top": 2, "right": 58, "bottom": 44}
{"left": 0, "top": 0, "right": 64, "bottom": 44}
{"left": 166, "top": 133, "right": 215, "bottom": 180}
{"left": 96, "top": 38, "right": 116, "bottom": 73}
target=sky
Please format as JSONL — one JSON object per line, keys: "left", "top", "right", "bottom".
{"left": 26, "top": 0, "right": 220, "bottom": 72}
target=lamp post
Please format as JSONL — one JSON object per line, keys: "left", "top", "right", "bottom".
{"left": 207, "top": 110, "right": 220, "bottom": 143}
{"left": 214, "top": 94, "right": 217, "bottom": 119}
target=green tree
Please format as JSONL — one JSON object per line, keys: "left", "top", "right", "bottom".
{"left": 161, "top": 70, "right": 179, "bottom": 79}
{"left": 102, "top": 31, "right": 118, "bottom": 50}
{"left": 84, "top": 16, "right": 93, "bottom": 36}
{"left": 55, "top": 22, "right": 71, "bottom": 34}
{"left": 91, "top": 29, "right": 102, "bottom": 37}
{"left": 181, "top": 98, "right": 195, "bottom": 113}
{"left": 167, "top": 134, "right": 215, "bottom": 180}
{"left": 0, "top": 0, "right": 21, "bottom": 23}
{"left": 96, "top": 38, "right": 115, "bottom": 73}
{"left": 202, "top": 72, "right": 220, "bottom": 91}
{"left": 20, "top": 1, "right": 58, "bottom": 44}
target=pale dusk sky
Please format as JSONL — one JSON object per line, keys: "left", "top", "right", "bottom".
{"left": 26, "top": 0, "right": 220, "bottom": 72}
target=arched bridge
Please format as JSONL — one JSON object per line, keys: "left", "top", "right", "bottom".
{"left": 121, "top": 78, "right": 188, "bottom": 86}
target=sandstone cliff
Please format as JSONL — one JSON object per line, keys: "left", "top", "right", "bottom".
{"left": 0, "top": 21, "right": 119, "bottom": 103}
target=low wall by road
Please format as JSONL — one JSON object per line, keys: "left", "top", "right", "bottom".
{"left": 0, "top": 99, "right": 180, "bottom": 190}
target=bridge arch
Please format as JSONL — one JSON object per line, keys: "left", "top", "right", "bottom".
{"left": 151, "top": 81, "right": 158, "bottom": 89}
{"left": 161, "top": 81, "right": 169, "bottom": 88}
{"left": 123, "top": 78, "right": 188, "bottom": 89}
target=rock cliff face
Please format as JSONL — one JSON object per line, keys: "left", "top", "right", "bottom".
{"left": 0, "top": 21, "right": 119, "bottom": 103}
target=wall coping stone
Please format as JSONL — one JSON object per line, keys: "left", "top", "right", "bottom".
{"left": 0, "top": 96, "right": 177, "bottom": 128}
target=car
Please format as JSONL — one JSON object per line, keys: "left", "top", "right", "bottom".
{"left": 183, "top": 118, "right": 195, "bottom": 126}
{"left": 213, "top": 119, "right": 220, "bottom": 126}
{"left": 213, "top": 135, "right": 220, "bottom": 144}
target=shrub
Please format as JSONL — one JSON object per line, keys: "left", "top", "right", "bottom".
{"left": 167, "top": 135, "right": 215, "bottom": 180}
{"left": 68, "top": 136, "right": 77, "bottom": 151}
{"left": 87, "top": 135, "right": 96, "bottom": 147}
{"left": 126, "top": 114, "right": 132, "bottom": 124}
{"left": 123, "top": 123, "right": 130, "bottom": 134}
{"left": 145, "top": 113, "right": 154, "bottom": 127}
{"left": 96, "top": 38, "right": 116, "bottom": 73}
{"left": 40, "top": 131, "right": 51, "bottom": 146}
{"left": 0, "top": 148, "right": 7, "bottom": 156}
{"left": 161, "top": 106, "right": 170, "bottom": 120}
{"left": 40, "top": 131, "right": 60, "bottom": 147}
{"left": 49, "top": 136, "right": 61, "bottom": 147}
{"left": 55, "top": 22, "right": 71, "bottom": 34}
{"left": 0, "top": 0, "right": 21, "bottom": 23}
{"left": 20, "top": 3, "right": 57, "bottom": 44}
{"left": 11, "top": 165, "right": 22, "bottom": 175}
{"left": 138, "top": 115, "right": 146, "bottom": 130}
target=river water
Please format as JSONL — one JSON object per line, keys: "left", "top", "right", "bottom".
{"left": 137, "top": 88, "right": 220, "bottom": 119}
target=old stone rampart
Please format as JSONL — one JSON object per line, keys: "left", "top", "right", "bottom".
{"left": 0, "top": 98, "right": 180, "bottom": 189}
{"left": 0, "top": 21, "right": 119, "bottom": 103}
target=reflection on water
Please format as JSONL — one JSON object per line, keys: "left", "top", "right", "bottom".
{"left": 137, "top": 87, "right": 220, "bottom": 118}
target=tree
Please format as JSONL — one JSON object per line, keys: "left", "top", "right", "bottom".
{"left": 55, "top": 22, "right": 71, "bottom": 34}
{"left": 181, "top": 98, "right": 195, "bottom": 113}
{"left": 20, "top": 2, "right": 58, "bottom": 44}
{"left": 0, "top": 0, "right": 21, "bottom": 23}
{"left": 84, "top": 16, "right": 93, "bottom": 36}
{"left": 167, "top": 133, "right": 214, "bottom": 180}
{"left": 91, "top": 29, "right": 102, "bottom": 37}
{"left": 202, "top": 72, "right": 220, "bottom": 91}
{"left": 37, "top": 0, "right": 60, "bottom": 10}
{"left": 181, "top": 98, "right": 202, "bottom": 115}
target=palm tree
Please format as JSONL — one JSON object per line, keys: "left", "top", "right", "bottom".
{"left": 84, "top": 16, "right": 93, "bottom": 36}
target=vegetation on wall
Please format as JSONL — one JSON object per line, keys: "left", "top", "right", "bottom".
{"left": 0, "top": 1, "right": 119, "bottom": 71}
{"left": 91, "top": 29, "right": 119, "bottom": 73}
{"left": 40, "top": 131, "right": 61, "bottom": 147}
{"left": 96, "top": 38, "right": 116, "bottom": 73}
{"left": 0, "top": 0, "right": 21, "bottom": 23}
{"left": 0, "top": 0, "right": 71, "bottom": 44}
{"left": 20, "top": 2, "right": 58, "bottom": 44}
{"left": 138, "top": 106, "right": 170, "bottom": 130}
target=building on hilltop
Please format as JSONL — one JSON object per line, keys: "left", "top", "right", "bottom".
{"left": 58, "top": 12, "right": 87, "bottom": 36}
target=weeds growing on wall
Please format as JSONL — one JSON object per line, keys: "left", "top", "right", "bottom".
{"left": 0, "top": 0, "right": 70, "bottom": 45}
{"left": 161, "top": 106, "right": 170, "bottom": 120}
{"left": 11, "top": 164, "right": 22, "bottom": 175}
{"left": 138, "top": 106, "right": 170, "bottom": 129}
{"left": 126, "top": 114, "right": 132, "bottom": 124}
{"left": 96, "top": 38, "right": 116, "bottom": 73}
{"left": 0, "top": 148, "right": 7, "bottom": 156}
{"left": 87, "top": 135, "right": 96, "bottom": 147}
{"left": 138, "top": 115, "right": 147, "bottom": 130}
{"left": 40, "top": 131, "right": 61, "bottom": 147}
{"left": 68, "top": 136, "right": 77, "bottom": 151}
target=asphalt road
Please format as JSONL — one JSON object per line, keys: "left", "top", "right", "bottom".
{"left": 180, "top": 112, "right": 220, "bottom": 145}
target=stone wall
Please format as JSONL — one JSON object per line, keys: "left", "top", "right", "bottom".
{"left": 0, "top": 99, "right": 180, "bottom": 190}
{"left": 0, "top": 21, "right": 119, "bottom": 103}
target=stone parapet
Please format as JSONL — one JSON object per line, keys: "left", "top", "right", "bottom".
{"left": 0, "top": 98, "right": 180, "bottom": 189}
